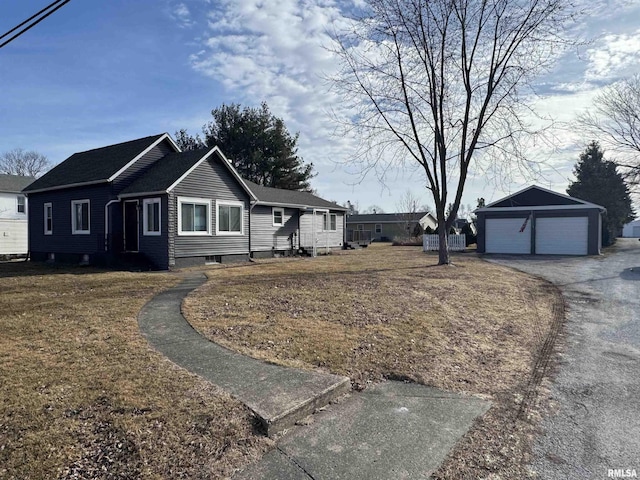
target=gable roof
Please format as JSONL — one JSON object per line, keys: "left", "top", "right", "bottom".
{"left": 0, "top": 174, "right": 35, "bottom": 193}
{"left": 119, "top": 146, "right": 257, "bottom": 200}
{"left": 476, "top": 185, "right": 606, "bottom": 212}
{"left": 244, "top": 179, "right": 347, "bottom": 210}
{"left": 119, "top": 148, "right": 212, "bottom": 195}
{"left": 23, "top": 134, "right": 175, "bottom": 193}
{"left": 347, "top": 212, "right": 430, "bottom": 223}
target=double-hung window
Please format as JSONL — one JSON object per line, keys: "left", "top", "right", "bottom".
{"left": 143, "top": 198, "right": 161, "bottom": 235}
{"left": 44, "top": 203, "right": 53, "bottom": 235}
{"left": 375, "top": 224, "right": 382, "bottom": 234}
{"left": 273, "top": 207, "right": 284, "bottom": 226}
{"left": 17, "top": 196, "right": 26, "bottom": 214}
{"left": 71, "top": 200, "right": 90, "bottom": 234}
{"left": 216, "top": 201, "right": 244, "bottom": 235}
{"left": 178, "top": 197, "right": 210, "bottom": 235}
{"left": 323, "top": 213, "right": 337, "bottom": 231}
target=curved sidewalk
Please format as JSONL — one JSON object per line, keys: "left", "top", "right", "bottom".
{"left": 139, "top": 273, "right": 492, "bottom": 479}
{"left": 138, "top": 273, "right": 351, "bottom": 436}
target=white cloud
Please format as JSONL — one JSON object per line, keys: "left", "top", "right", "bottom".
{"left": 586, "top": 30, "right": 640, "bottom": 82}
{"left": 180, "top": 0, "right": 640, "bottom": 211}
{"left": 170, "top": 2, "right": 194, "bottom": 28}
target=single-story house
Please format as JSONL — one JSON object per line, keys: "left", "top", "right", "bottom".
{"left": 346, "top": 212, "right": 436, "bottom": 242}
{"left": 0, "top": 174, "right": 34, "bottom": 256}
{"left": 244, "top": 180, "right": 346, "bottom": 257}
{"left": 622, "top": 219, "right": 640, "bottom": 238}
{"left": 22, "top": 133, "right": 346, "bottom": 269}
{"left": 475, "top": 185, "right": 605, "bottom": 255}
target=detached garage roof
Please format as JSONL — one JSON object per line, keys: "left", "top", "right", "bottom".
{"left": 476, "top": 185, "right": 605, "bottom": 213}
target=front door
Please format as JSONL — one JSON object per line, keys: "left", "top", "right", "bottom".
{"left": 123, "top": 200, "right": 139, "bottom": 252}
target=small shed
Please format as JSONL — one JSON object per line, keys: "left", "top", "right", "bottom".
{"left": 622, "top": 219, "right": 640, "bottom": 238}
{"left": 476, "top": 185, "right": 605, "bottom": 256}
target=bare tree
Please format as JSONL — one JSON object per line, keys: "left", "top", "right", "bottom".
{"left": 578, "top": 75, "right": 640, "bottom": 190}
{"left": 331, "top": 0, "right": 579, "bottom": 264}
{"left": 396, "top": 189, "right": 422, "bottom": 235}
{"left": 0, "top": 148, "right": 50, "bottom": 177}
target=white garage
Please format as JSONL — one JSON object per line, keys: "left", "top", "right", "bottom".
{"left": 485, "top": 217, "right": 531, "bottom": 254}
{"left": 476, "top": 186, "right": 605, "bottom": 256}
{"left": 622, "top": 219, "right": 640, "bottom": 238}
{"left": 535, "top": 217, "right": 588, "bottom": 255}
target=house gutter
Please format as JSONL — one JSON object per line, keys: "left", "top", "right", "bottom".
{"left": 104, "top": 199, "right": 119, "bottom": 251}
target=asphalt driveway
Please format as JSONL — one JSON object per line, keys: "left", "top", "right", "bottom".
{"left": 488, "top": 238, "right": 640, "bottom": 479}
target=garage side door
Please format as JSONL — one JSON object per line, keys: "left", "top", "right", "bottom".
{"left": 536, "top": 217, "right": 588, "bottom": 255}
{"left": 485, "top": 218, "right": 531, "bottom": 254}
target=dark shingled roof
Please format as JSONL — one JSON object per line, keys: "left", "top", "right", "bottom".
{"left": 244, "top": 179, "right": 346, "bottom": 210}
{"left": 23, "top": 134, "right": 166, "bottom": 192}
{"left": 120, "top": 148, "right": 213, "bottom": 195}
{"left": 0, "top": 174, "right": 35, "bottom": 193}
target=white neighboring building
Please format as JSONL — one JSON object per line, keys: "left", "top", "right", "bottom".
{"left": 622, "top": 219, "right": 640, "bottom": 238}
{"left": 0, "top": 174, "right": 34, "bottom": 256}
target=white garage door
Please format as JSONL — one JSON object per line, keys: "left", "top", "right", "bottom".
{"left": 486, "top": 218, "right": 531, "bottom": 254}
{"left": 536, "top": 217, "right": 588, "bottom": 255}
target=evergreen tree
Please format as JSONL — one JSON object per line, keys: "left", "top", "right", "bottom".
{"left": 567, "top": 141, "right": 635, "bottom": 246}
{"left": 176, "top": 102, "right": 315, "bottom": 191}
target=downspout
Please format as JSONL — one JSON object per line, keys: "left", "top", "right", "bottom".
{"left": 343, "top": 212, "right": 346, "bottom": 249}
{"left": 104, "top": 199, "right": 119, "bottom": 251}
{"left": 249, "top": 201, "right": 255, "bottom": 259}
{"left": 312, "top": 208, "right": 317, "bottom": 257}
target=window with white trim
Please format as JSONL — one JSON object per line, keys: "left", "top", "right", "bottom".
{"left": 216, "top": 201, "right": 244, "bottom": 235}
{"left": 44, "top": 203, "right": 52, "bottom": 235}
{"left": 375, "top": 224, "right": 382, "bottom": 234}
{"left": 17, "top": 196, "right": 26, "bottom": 214}
{"left": 323, "top": 213, "right": 337, "bottom": 231}
{"left": 357, "top": 224, "right": 364, "bottom": 231}
{"left": 178, "top": 197, "right": 210, "bottom": 235}
{"left": 273, "top": 207, "right": 284, "bottom": 226}
{"left": 71, "top": 200, "right": 90, "bottom": 234}
{"left": 143, "top": 198, "right": 161, "bottom": 235}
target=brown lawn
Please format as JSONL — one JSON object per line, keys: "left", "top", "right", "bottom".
{"left": 0, "top": 263, "right": 271, "bottom": 480}
{"left": 184, "top": 244, "right": 564, "bottom": 478}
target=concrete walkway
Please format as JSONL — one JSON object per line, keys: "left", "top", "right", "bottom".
{"left": 138, "top": 273, "right": 491, "bottom": 479}
{"left": 138, "top": 274, "right": 351, "bottom": 436}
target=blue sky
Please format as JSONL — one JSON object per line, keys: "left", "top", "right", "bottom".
{"left": 2, "top": 0, "right": 640, "bottom": 213}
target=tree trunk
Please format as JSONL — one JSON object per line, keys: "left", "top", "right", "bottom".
{"left": 437, "top": 222, "right": 450, "bottom": 265}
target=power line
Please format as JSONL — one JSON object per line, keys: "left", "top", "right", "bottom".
{"left": 0, "top": 0, "right": 72, "bottom": 49}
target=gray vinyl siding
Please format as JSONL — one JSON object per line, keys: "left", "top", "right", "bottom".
{"left": 346, "top": 221, "right": 410, "bottom": 241}
{"left": 171, "top": 157, "right": 250, "bottom": 262}
{"left": 112, "top": 140, "right": 175, "bottom": 191}
{"left": 299, "top": 210, "right": 344, "bottom": 248}
{"left": 250, "top": 205, "right": 299, "bottom": 252}
{"left": 28, "top": 184, "right": 112, "bottom": 259}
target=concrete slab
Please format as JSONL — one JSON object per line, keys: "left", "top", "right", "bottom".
{"left": 138, "top": 274, "right": 351, "bottom": 436}
{"left": 235, "top": 381, "right": 491, "bottom": 480}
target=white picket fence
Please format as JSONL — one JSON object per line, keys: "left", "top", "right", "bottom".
{"left": 423, "top": 234, "right": 466, "bottom": 252}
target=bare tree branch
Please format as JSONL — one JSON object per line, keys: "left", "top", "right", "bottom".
{"left": 0, "top": 148, "right": 50, "bottom": 177}
{"left": 329, "top": 0, "right": 580, "bottom": 264}
{"left": 577, "top": 74, "right": 640, "bottom": 190}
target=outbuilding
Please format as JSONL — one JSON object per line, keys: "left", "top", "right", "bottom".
{"left": 622, "top": 219, "right": 640, "bottom": 238}
{"left": 476, "top": 185, "right": 605, "bottom": 256}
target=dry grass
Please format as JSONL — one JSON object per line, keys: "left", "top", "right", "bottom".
{"left": 0, "top": 262, "right": 271, "bottom": 480}
{"left": 184, "top": 244, "right": 563, "bottom": 478}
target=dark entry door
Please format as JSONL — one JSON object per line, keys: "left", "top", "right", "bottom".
{"left": 124, "top": 201, "right": 139, "bottom": 252}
